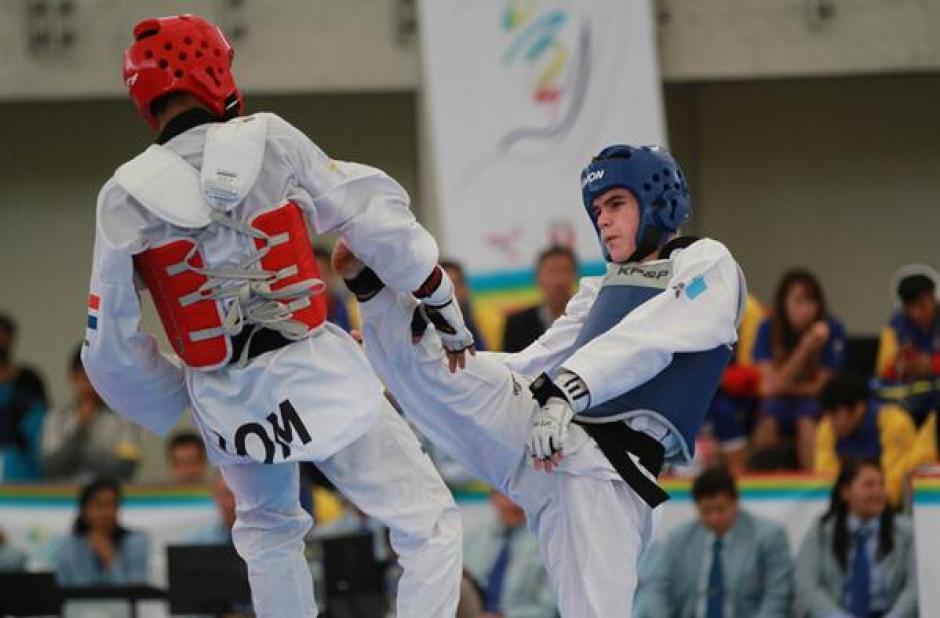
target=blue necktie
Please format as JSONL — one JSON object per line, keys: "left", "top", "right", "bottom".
{"left": 484, "top": 529, "right": 513, "bottom": 613}
{"left": 848, "top": 528, "right": 871, "bottom": 618}
{"left": 706, "top": 536, "right": 724, "bottom": 618}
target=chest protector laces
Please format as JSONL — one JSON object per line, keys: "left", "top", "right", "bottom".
{"left": 135, "top": 201, "right": 327, "bottom": 370}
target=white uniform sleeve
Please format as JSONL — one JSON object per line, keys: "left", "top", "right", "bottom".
{"left": 561, "top": 239, "right": 744, "bottom": 409}
{"left": 81, "top": 182, "right": 189, "bottom": 435}
{"left": 501, "top": 277, "right": 602, "bottom": 377}
{"left": 268, "top": 115, "right": 438, "bottom": 292}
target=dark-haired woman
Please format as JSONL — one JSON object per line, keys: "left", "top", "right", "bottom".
{"left": 796, "top": 460, "right": 917, "bottom": 617}
{"left": 55, "top": 479, "right": 149, "bottom": 586}
{"left": 751, "top": 269, "right": 846, "bottom": 469}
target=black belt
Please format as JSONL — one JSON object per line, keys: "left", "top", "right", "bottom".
{"left": 228, "top": 327, "right": 294, "bottom": 364}
{"left": 574, "top": 420, "right": 670, "bottom": 508}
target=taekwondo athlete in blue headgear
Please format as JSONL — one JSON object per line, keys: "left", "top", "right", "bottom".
{"left": 334, "top": 143, "right": 746, "bottom": 617}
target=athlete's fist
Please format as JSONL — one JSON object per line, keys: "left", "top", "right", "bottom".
{"left": 528, "top": 397, "right": 574, "bottom": 471}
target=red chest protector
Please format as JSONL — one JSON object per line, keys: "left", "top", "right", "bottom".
{"left": 134, "top": 201, "right": 327, "bottom": 370}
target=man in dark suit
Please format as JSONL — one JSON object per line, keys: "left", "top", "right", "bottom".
{"left": 502, "top": 246, "right": 578, "bottom": 352}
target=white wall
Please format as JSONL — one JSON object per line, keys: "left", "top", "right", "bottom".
{"left": 4, "top": 0, "right": 940, "bottom": 100}
{"left": 658, "top": 0, "right": 940, "bottom": 80}
{"left": 0, "top": 0, "right": 419, "bottom": 100}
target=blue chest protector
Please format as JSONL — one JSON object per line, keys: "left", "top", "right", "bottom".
{"left": 569, "top": 260, "right": 731, "bottom": 461}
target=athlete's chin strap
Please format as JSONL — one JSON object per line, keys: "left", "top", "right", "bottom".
{"left": 624, "top": 228, "right": 663, "bottom": 264}
{"left": 174, "top": 205, "right": 326, "bottom": 365}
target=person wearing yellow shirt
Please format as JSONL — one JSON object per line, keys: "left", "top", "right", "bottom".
{"left": 875, "top": 266, "right": 940, "bottom": 428}
{"left": 815, "top": 373, "right": 936, "bottom": 507}
{"left": 704, "top": 294, "right": 765, "bottom": 475}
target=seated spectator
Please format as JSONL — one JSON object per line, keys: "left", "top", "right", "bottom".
{"left": 314, "top": 245, "right": 353, "bottom": 331}
{"left": 41, "top": 345, "right": 142, "bottom": 482}
{"left": 0, "top": 528, "right": 27, "bottom": 572}
{"left": 56, "top": 479, "right": 149, "bottom": 586}
{"left": 0, "top": 313, "right": 48, "bottom": 404}
{"left": 502, "top": 246, "right": 577, "bottom": 353}
{"left": 796, "top": 459, "right": 917, "bottom": 617}
{"left": 876, "top": 265, "right": 940, "bottom": 424}
{"left": 751, "top": 269, "right": 846, "bottom": 470}
{"left": 705, "top": 293, "right": 765, "bottom": 475}
{"left": 188, "top": 474, "right": 236, "bottom": 545}
{"left": 815, "top": 373, "right": 936, "bottom": 507}
{"left": 463, "top": 491, "right": 556, "bottom": 617}
{"left": 635, "top": 468, "right": 792, "bottom": 617}
{"left": 0, "top": 313, "right": 47, "bottom": 481}
{"left": 167, "top": 431, "right": 209, "bottom": 484}
{"left": 442, "top": 259, "right": 488, "bottom": 351}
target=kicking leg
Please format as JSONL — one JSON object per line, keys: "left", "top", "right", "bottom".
{"left": 219, "top": 462, "right": 317, "bottom": 617}
{"left": 317, "top": 401, "right": 462, "bottom": 618}
{"left": 358, "top": 285, "right": 535, "bottom": 494}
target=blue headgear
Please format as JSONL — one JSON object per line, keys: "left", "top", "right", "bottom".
{"left": 580, "top": 144, "right": 692, "bottom": 262}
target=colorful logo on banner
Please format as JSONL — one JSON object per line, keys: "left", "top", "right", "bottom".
{"left": 497, "top": 1, "right": 591, "bottom": 153}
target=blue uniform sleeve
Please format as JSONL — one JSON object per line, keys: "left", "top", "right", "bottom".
{"left": 821, "top": 318, "right": 847, "bottom": 369}
{"left": 752, "top": 319, "right": 773, "bottom": 362}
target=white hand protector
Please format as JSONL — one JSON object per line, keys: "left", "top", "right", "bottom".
{"left": 414, "top": 267, "right": 475, "bottom": 354}
{"left": 527, "top": 370, "right": 590, "bottom": 462}
{"left": 528, "top": 396, "right": 574, "bottom": 461}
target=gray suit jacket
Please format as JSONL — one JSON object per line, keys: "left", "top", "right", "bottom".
{"left": 635, "top": 510, "right": 793, "bottom": 617}
{"left": 463, "top": 520, "right": 557, "bottom": 618}
{"left": 795, "top": 516, "right": 918, "bottom": 618}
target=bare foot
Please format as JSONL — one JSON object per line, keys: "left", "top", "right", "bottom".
{"left": 331, "top": 238, "right": 365, "bottom": 279}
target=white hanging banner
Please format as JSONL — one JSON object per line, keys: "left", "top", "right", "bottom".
{"left": 418, "top": 0, "right": 666, "bottom": 280}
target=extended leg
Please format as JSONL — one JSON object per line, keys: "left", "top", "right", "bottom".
{"left": 359, "top": 287, "right": 535, "bottom": 494}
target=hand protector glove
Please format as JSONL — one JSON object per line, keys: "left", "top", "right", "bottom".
{"left": 413, "top": 266, "right": 475, "bottom": 355}
{"left": 527, "top": 370, "right": 590, "bottom": 464}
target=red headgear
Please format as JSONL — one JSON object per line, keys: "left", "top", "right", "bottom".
{"left": 123, "top": 14, "right": 243, "bottom": 130}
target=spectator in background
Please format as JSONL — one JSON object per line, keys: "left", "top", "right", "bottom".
{"left": 876, "top": 265, "right": 940, "bottom": 425}
{"left": 501, "top": 246, "right": 577, "bottom": 353}
{"left": 442, "top": 259, "right": 488, "bottom": 351}
{"left": 314, "top": 245, "right": 353, "bottom": 331}
{"left": 0, "top": 314, "right": 47, "bottom": 481}
{"left": 56, "top": 479, "right": 149, "bottom": 586}
{"left": 166, "top": 431, "right": 209, "bottom": 484}
{"left": 0, "top": 313, "right": 48, "bottom": 405}
{"left": 462, "top": 491, "right": 556, "bottom": 618}
{"left": 796, "top": 459, "right": 917, "bottom": 618}
{"left": 705, "top": 293, "right": 766, "bottom": 475}
{"left": 188, "top": 474, "right": 237, "bottom": 545}
{"left": 815, "top": 373, "right": 936, "bottom": 508}
{"left": 751, "top": 269, "right": 846, "bottom": 470}
{"left": 41, "top": 345, "right": 142, "bottom": 482}
{"left": 0, "top": 528, "right": 27, "bottom": 572}
{"left": 635, "top": 468, "right": 792, "bottom": 617}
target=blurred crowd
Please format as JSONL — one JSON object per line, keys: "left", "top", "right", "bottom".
{"left": 0, "top": 242, "right": 937, "bottom": 617}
